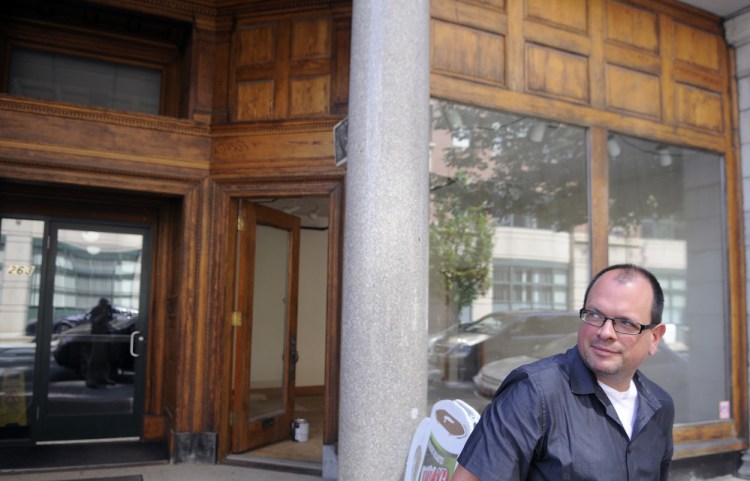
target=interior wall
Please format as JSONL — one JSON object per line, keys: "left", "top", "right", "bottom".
{"left": 243, "top": 225, "right": 328, "bottom": 387}
{"left": 297, "top": 228, "right": 328, "bottom": 387}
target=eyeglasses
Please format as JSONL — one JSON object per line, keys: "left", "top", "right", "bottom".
{"left": 579, "top": 308, "right": 656, "bottom": 335}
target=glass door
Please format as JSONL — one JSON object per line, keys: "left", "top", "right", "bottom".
{"left": 0, "top": 218, "right": 151, "bottom": 442}
{"left": 231, "top": 203, "right": 301, "bottom": 452}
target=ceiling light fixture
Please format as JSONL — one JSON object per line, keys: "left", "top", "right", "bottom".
{"left": 656, "top": 145, "right": 673, "bottom": 167}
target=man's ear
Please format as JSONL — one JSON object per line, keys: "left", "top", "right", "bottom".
{"left": 648, "top": 323, "right": 667, "bottom": 355}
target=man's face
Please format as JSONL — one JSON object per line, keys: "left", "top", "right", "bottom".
{"left": 577, "top": 269, "right": 666, "bottom": 391}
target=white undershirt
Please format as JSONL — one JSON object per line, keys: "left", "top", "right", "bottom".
{"left": 598, "top": 380, "right": 639, "bottom": 439}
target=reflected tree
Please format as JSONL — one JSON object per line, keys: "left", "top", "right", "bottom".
{"left": 433, "top": 102, "right": 588, "bottom": 232}
{"left": 429, "top": 101, "right": 684, "bottom": 329}
{"left": 430, "top": 171, "right": 493, "bottom": 331}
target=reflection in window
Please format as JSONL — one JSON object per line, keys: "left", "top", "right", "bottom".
{"left": 428, "top": 100, "right": 588, "bottom": 415}
{"left": 52, "top": 237, "right": 142, "bottom": 318}
{"left": 493, "top": 262, "right": 570, "bottom": 312}
{"left": 608, "top": 134, "right": 726, "bottom": 424}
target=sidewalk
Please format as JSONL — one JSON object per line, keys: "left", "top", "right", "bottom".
{"left": 4, "top": 466, "right": 749, "bottom": 481}
{"left": 1, "top": 462, "right": 321, "bottom": 481}
{"left": 1, "top": 462, "right": 748, "bottom": 481}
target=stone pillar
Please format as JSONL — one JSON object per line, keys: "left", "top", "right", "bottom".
{"left": 338, "top": 0, "right": 430, "bottom": 479}
{"left": 726, "top": 9, "right": 750, "bottom": 480}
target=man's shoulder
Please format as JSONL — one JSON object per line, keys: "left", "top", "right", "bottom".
{"left": 509, "top": 348, "right": 574, "bottom": 382}
{"left": 504, "top": 347, "right": 597, "bottom": 393}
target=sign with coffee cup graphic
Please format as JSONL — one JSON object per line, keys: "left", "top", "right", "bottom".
{"left": 404, "top": 399, "right": 479, "bottom": 481}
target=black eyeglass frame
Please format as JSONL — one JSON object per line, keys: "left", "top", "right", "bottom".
{"left": 579, "top": 308, "right": 657, "bottom": 335}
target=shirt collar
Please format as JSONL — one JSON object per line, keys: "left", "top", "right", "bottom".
{"left": 567, "top": 346, "right": 598, "bottom": 395}
{"left": 566, "top": 346, "right": 663, "bottom": 437}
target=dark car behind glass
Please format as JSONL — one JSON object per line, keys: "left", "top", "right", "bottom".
{"left": 25, "top": 306, "right": 137, "bottom": 335}
{"left": 53, "top": 314, "right": 138, "bottom": 379}
{"left": 428, "top": 310, "right": 581, "bottom": 383}
{"left": 472, "top": 331, "right": 689, "bottom": 421}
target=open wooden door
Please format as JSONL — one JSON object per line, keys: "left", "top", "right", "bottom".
{"left": 231, "top": 202, "right": 301, "bottom": 452}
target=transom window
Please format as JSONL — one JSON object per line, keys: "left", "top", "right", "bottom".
{"left": 9, "top": 47, "right": 161, "bottom": 115}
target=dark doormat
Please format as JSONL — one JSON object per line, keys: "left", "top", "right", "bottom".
{"left": 0, "top": 441, "right": 168, "bottom": 470}
{"left": 55, "top": 477, "right": 142, "bottom": 481}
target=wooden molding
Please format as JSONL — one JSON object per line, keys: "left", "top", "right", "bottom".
{"left": 0, "top": 96, "right": 208, "bottom": 136}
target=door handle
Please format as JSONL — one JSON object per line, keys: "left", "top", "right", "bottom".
{"left": 130, "top": 330, "right": 144, "bottom": 357}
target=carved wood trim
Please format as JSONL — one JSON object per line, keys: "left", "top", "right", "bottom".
{"left": 0, "top": 97, "right": 209, "bottom": 136}
{"left": 211, "top": 118, "right": 340, "bottom": 137}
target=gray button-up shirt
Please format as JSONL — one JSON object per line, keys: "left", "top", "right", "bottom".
{"left": 457, "top": 347, "right": 674, "bottom": 480}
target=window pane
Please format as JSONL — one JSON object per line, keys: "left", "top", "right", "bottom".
{"left": 607, "top": 134, "right": 726, "bottom": 424}
{"left": 9, "top": 47, "right": 161, "bottom": 115}
{"left": 428, "top": 100, "right": 588, "bottom": 414}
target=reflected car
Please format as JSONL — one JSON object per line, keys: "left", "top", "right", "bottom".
{"left": 428, "top": 310, "right": 581, "bottom": 383}
{"left": 473, "top": 332, "right": 688, "bottom": 405}
{"left": 25, "top": 306, "right": 137, "bottom": 335}
{"left": 52, "top": 314, "right": 138, "bottom": 379}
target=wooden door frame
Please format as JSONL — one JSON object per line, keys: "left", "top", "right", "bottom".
{"left": 217, "top": 180, "right": 343, "bottom": 460}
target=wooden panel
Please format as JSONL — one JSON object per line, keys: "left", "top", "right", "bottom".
{"left": 332, "top": 14, "right": 351, "bottom": 113}
{"left": 474, "top": 0, "right": 505, "bottom": 9}
{"left": 143, "top": 415, "right": 166, "bottom": 440}
{"left": 238, "top": 25, "right": 275, "bottom": 65}
{"left": 432, "top": 19, "right": 505, "bottom": 84}
{"left": 523, "top": 21, "right": 591, "bottom": 57}
{"left": 232, "top": 14, "right": 334, "bottom": 121}
{"left": 431, "top": 0, "right": 507, "bottom": 34}
{"left": 674, "top": 64, "right": 723, "bottom": 93}
{"left": 211, "top": 121, "right": 342, "bottom": 179}
{"left": 604, "top": 43, "right": 661, "bottom": 73}
{"left": 606, "top": 64, "right": 661, "bottom": 119}
{"left": 291, "top": 17, "right": 331, "bottom": 60}
{"left": 605, "top": 0, "right": 658, "bottom": 53}
{"left": 673, "top": 21, "right": 720, "bottom": 72}
{"left": 526, "top": 0, "right": 587, "bottom": 33}
{"left": 676, "top": 83, "right": 723, "bottom": 132}
{"left": 290, "top": 75, "right": 330, "bottom": 116}
{"left": 237, "top": 81, "right": 274, "bottom": 120}
{"left": 525, "top": 43, "right": 589, "bottom": 103}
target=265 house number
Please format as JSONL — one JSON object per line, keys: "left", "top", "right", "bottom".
{"left": 6, "top": 265, "right": 35, "bottom": 276}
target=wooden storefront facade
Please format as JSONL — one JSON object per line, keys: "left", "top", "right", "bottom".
{"left": 0, "top": 0, "right": 747, "bottom": 476}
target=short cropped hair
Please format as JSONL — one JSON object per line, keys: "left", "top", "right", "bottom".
{"left": 582, "top": 264, "right": 664, "bottom": 325}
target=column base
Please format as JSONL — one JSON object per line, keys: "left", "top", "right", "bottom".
{"left": 172, "top": 431, "right": 217, "bottom": 464}
{"left": 322, "top": 443, "right": 338, "bottom": 480}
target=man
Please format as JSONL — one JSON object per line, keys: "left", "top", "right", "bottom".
{"left": 86, "top": 297, "right": 115, "bottom": 388}
{"left": 451, "top": 264, "right": 674, "bottom": 481}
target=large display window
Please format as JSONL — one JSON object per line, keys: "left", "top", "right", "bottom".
{"left": 428, "top": 99, "right": 588, "bottom": 415}
{"left": 608, "top": 134, "right": 728, "bottom": 425}
{"left": 428, "top": 98, "right": 734, "bottom": 437}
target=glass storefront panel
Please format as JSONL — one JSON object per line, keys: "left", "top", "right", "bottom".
{"left": 0, "top": 218, "right": 149, "bottom": 441}
{"left": 0, "top": 218, "right": 43, "bottom": 439}
{"left": 46, "top": 228, "right": 143, "bottom": 416}
{"left": 607, "top": 134, "right": 727, "bottom": 424}
{"left": 428, "top": 99, "right": 588, "bottom": 414}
